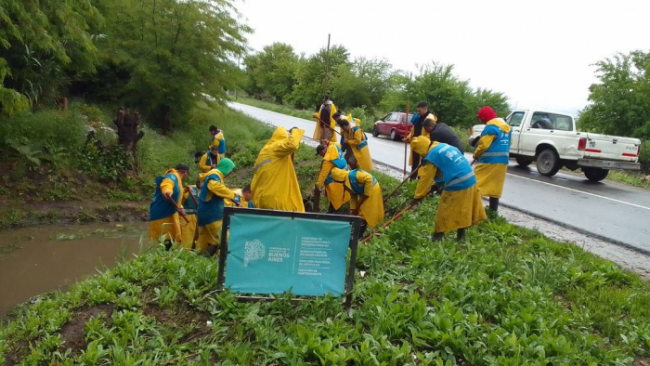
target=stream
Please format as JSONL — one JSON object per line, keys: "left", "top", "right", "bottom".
{"left": 0, "top": 223, "right": 150, "bottom": 318}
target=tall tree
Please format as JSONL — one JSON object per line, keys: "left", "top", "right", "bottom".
{"left": 243, "top": 43, "right": 298, "bottom": 104}
{"left": 0, "top": 0, "right": 102, "bottom": 114}
{"left": 288, "top": 45, "right": 349, "bottom": 109}
{"left": 91, "top": 0, "right": 250, "bottom": 132}
{"left": 579, "top": 51, "right": 650, "bottom": 139}
{"left": 331, "top": 57, "right": 392, "bottom": 112}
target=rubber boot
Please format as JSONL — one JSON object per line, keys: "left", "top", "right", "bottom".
{"left": 327, "top": 203, "right": 338, "bottom": 214}
{"left": 164, "top": 240, "right": 172, "bottom": 251}
{"left": 488, "top": 197, "right": 499, "bottom": 212}
{"left": 456, "top": 228, "right": 466, "bottom": 241}
{"left": 432, "top": 232, "right": 444, "bottom": 241}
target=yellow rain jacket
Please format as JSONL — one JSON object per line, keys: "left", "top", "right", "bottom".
{"left": 406, "top": 113, "right": 436, "bottom": 165}
{"left": 411, "top": 137, "right": 486, "bottom": 233}
{"left": 148, "top": 169, "right": 184, "bottom": 244}
{"left": 473, "top": 118, "right": 511, "bottom": 198}
{"left": 198, "top": 152, "right": 220, "bottom": 174}
{"left": 313, "top": 102, "right": 338, "bottom": 142}
{"left": 317, "top": 142, "right": 350, "bottom": 210}
{"left": 331, "top": 168, "right": 384, "bottom": 228}
{"left": 210, "top": 130, "right": 226, "bottom": 157}
{"left": 342, "top": 124, "right": 373, "bottom": 172}
{"left": 179, "top": 186, "right": 199, "bottom": 251}
{"left": 197, "top": 170, "right": 237, "bottom": 253}
{"left": 251, "top": 127, "right": 305, "bottom": 212}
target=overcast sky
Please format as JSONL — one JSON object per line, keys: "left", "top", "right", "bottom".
{"left": 235, "top": 0, "right": 649, "bottom": 117}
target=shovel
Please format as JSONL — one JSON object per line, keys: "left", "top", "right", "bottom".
{"left": 164, "top": 195, "right": 190, "bottom": 223}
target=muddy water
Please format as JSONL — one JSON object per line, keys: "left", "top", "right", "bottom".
{"left": 0, "top": 223, "right": 150, "bottom": 318}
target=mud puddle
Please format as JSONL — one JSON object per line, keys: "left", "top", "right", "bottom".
{"left": 0, "top": 223, "right": 150, "bottom": 318}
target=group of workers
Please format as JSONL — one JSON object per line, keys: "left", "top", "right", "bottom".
{"left": 148, "top": 94, "right": 512, "bottom": 253}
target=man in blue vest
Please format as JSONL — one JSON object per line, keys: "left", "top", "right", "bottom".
{"left": 411, "top": 137, "right": 487, "bottom": 241}
{"left": 473, "top": 106, "right": 512, "bottom": 213}
{"left": 197, "top": 158, "right": 241, "bottom": 256}
{"left": 149, "top": 164, "right": 190, "bottom": 247}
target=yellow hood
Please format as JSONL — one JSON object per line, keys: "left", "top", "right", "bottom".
{"left": 270, "top": 126, "right": 288, "bottom": 143}
{"left": 487, "top": 118, "right": 511, "bottom": 134}
{"left": 411, "top": 137, "right": 439, "bottom": 157}
{"left": 330, "top": 168, "right": 349, "bottom": 183}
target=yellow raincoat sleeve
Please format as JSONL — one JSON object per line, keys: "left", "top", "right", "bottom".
{"left": 273, "top": 129, "right": 304, "bottom": 157}
{"left": 160, "top": 178, "right": 175, "bottom": 195}
{"left": 415, "top": 163, "right": 437, "bottom": 199}
{"left": 198, "top": 154, "right": 213, "bottom": 173}
{"left": 207, "top": 179, "right": 236, "bottom": 200}
{"left": 357, "top": 171, "right": 375, "bottom": 197}
{"left": 317, "top": 160, "right": 335, "bottom": 187}
{"left": 473, "top": 134, "right": 496, "bottom": 159}
{"left": 347, "top": 128, "right": 364, "bottom": 147}
{"left": 181, "top": 190, "right": 189, "bottom": 206}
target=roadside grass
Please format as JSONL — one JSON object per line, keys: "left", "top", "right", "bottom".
{"left": 236, "top": 96, "right": 315, "bottom": 120}
{"left": 606, "top": 170, "right": 650, "bottom": 190}
{"left": 2, "top": 143, "right": 650, "bottom": 364}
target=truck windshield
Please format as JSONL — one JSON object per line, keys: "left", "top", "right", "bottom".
{"left": 531, "top": 112, "right": 573, "bottom": 131}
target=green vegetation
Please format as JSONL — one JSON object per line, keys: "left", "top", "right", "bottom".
{"left": 237, "top": 96, "right": 315, "bottom": 120}
{"left": 2, "top": 169, "right": 650, "bottom": 364}
{"left": 242, "top": 43, "right": 510, "bottom": 129}
{"left": 579, "top": 50, "right": 650, "bottom": 166}
{"left": 606, "top": 170, "right": 650, "bottom": 190}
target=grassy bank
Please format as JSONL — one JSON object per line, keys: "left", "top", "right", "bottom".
{"left": 0, "top": 101, "right": 288, "bottom": 229}
{"left": 2, "top": 119, "right": 650, "bottom": 363}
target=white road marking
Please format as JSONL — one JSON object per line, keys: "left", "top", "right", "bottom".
{"left": 506, "top": 173, "right": 650, "bottom": 211}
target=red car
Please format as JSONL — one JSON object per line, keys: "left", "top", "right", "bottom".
{"left": 372, "top": 112, "right": 415, "bottom": 141}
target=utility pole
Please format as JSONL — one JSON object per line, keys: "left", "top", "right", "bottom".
{"left": 324, "top": 34, "right": 331, "bottom": 92}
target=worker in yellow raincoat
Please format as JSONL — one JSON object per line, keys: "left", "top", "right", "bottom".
{"left": 473, "top": 106, "right": 512, "bottom": 212}
{"left": 198, "top": 145, "right": 221, "bottom": 174}
{"left": 148, "top": 164, "right": 190, "bottom": 247}
{"left": 312, "top": 95, "right": 337, "bottom": 142}
{"left": 331, "top": 165, "right": 384, "bottom": 235}
{"left": 411, "top": 137, "right": 487, "bottom": 241}
{"left": 251, "top": 126, "right": 305, "bottom": 212}
{"left": 226, "top": 185, "right": 254, "bottom": 208}
{"left": 197, "top": 158, "right": 241, "bottom": 256}
{"left": 316, "top": 141, "right": 350, "bottom": 213}
{"left": 179, "top": 182, "right": 199, "bottom": 250}
{"left": 209, "top": 125, "right": 226, "bottom": 157}
{"left": 404, "top": 102, "right": 437, "bottom": 179}
{"left": 336, "top": 115, "right": 373, "bottom": 172}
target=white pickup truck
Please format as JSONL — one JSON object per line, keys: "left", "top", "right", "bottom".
{"left": 469, "top": 109, "right": 642, "bottom": 182}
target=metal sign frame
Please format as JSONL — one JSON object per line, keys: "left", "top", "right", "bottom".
{"left": 216, "top": 207, "right": 361, "bottom": 310}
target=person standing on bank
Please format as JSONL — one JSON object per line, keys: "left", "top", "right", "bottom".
{"left": 198, "top": 145, "right": 221, "bottom": 174}
{"left": 148, "top": 164, "right": 190, "bottom": 247}
{"left": 473, "top": 106, "right": 512, "bottom": 212}
{"left": 312, "top": 95, "right": 338, "bottom": 143}
{"left": 209, "top": 125, "right": 226, "bottom": 157}
{"left": 422, "top": 118, "right": 465, "bottom": 153}
{"left": 410, "top": 137, "right": 487, "bottom": 241}
{"left": 336, "top": 116, "right": 373, "bottom": 172}
{"left": 404, "top": 102, "right": 437, "bottom": 179}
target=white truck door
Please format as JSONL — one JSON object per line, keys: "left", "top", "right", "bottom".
{"left": 505, "top": 111, "right": 526, "bottom": 153}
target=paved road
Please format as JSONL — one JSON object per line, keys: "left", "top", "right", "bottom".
{"left": 230, "top": 102, "right": 650, "bottom": 253}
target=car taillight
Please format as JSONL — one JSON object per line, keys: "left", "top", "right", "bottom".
{"left": 578, "top": 137, "right": 587, "bottom": 151}
{"left": 470, "top": 128, "right": 474, "bottom": 135}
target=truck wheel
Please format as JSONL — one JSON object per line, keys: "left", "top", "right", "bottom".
{"left": 390, "top": 130, "right": 399, "bottom": 141}
{"left": 536, "top": 149, "right": 561, "bottom": 176}
{"left": 372, "top": 125, "right": 379, "bottom": 137}
{"left": 583, "top": 168, "right": 609, "bottom": 182}
{"left": 515, "top": 157, "right": 532, "bottom": 167}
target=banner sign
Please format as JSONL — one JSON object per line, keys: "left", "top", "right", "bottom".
{"left": 217, "top": 208, "right": 360, "bottom": 301}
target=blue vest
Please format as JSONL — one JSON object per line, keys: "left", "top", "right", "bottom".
{"left": 247, "top": 201, "right": 254, "bottom": 208}
{"left": 184, "top": 186, "right": 198, "bottom": 215}
{"left": 424, "top": 143, "right": 476, "bottom": 192}
{"left": 478, "top": 123, "right": 511, "bottom": 164}
{"left": 197, "top": 173, "right": 226, "bottom": 226}
{"left": 324, "top": 145, "right": 348, "bottom": 185}
{"left": 348, "top": 169, "right": 376, "bottom": 195}
{"left": 149, "top": 173, "right": 180, "bottom": 221}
